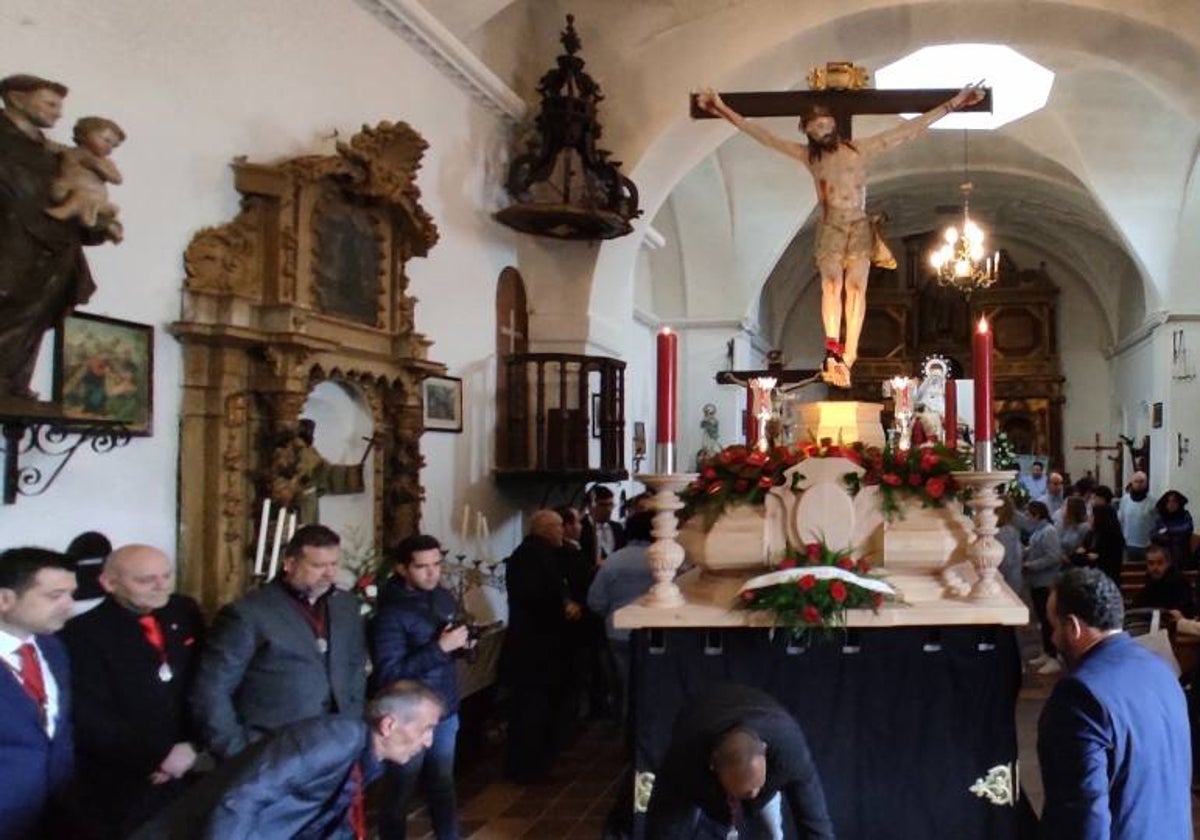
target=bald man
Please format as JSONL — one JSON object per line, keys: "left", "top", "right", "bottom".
{"left": 500, "top": 510, "right": 583, "bottom": 783}
{"left": 59, "top": 545, "right": 204, "bottom": 839}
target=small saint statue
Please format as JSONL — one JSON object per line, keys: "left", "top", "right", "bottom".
{"left": 697, "top": 402, "right": 721, "bottom": 464}
{"left": 914, "top": 358, "right": 949, "bottom": 445}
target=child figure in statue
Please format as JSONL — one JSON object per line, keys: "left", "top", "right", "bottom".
{"left": 45, "top": 116, "right": 126, "bottom": 243}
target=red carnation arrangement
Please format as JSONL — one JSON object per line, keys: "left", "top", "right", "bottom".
{"left": 735, "top": 539, "right": 898, "bottom": 633}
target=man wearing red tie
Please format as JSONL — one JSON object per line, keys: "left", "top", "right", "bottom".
{"left": 59, "top": 544, "right": 205, "bottom": 838}
{"left": 0, "top": 547, "right": 77, "bottom": 840}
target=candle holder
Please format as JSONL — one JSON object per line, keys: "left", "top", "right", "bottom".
{"left": 635, "top": 472, "right": 698, "bottom": 608}
{"left": 952, "top": 470, "right": 1017, "bottom": 600}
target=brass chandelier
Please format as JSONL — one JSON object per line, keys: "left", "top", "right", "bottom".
{"left": 930, "top": 131, "right": 998, "bottom": 292}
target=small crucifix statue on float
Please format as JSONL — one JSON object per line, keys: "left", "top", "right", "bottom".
{"left": 715, "top": 350, "right": 823, "bottom": 450}
{"left": 1073, "top": 432, "right": 1122, "bottom": 489}
{"left": 693, "top": 66, "right": 989, "bottom": 389}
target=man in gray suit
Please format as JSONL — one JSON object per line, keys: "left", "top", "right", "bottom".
{"left": 191, "top": 524, "right": 367, "bottom": 760}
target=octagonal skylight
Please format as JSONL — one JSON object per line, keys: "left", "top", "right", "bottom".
{"left": 876, "top": 44, "right": 1054, "bottom": 130}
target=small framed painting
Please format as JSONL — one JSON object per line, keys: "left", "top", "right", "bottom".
{"left": 53, "top": 312, "right": 154, "bottom": 435}
{"left": 423, "top": 375, "right": 463, "bottom": 433}
{"left": 1152, "top": 402, "right": 1164, "bottom": 429}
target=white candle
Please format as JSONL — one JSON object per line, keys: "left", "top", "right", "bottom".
{"left": 480, "top": 515, "right": 490, "bottom": 560}
{"left": 461, "top": 504, "right": 471, "bottom": 540}
{"left": 253, "top": 499, "right": 271, "bottom": 576}
{"left": 267, "top": 508, "right": 287, "bottom": 580}
{"left": 287, "top": 512, "right": 297, "bottom": 541}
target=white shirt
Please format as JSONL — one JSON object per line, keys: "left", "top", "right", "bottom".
{"left": 0, "top": 629, "right": 60, "bottom": 737}
{"left": 597, "top": 521, "right": 616, "bottom": 558}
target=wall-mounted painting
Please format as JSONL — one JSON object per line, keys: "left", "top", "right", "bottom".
{"left": 54, "top": 312, "right": 154, "bottom": 435}
{"left": 423, "top": 375, "right": 463, "bottom": 433}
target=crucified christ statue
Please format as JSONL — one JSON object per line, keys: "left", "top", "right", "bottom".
{"left": 697, "top": 83, "right": 984, "bottom": 388}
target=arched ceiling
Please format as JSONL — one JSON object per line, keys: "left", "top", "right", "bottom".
{"left": 410, "top": 0, "right": 1200, "bottom": 342}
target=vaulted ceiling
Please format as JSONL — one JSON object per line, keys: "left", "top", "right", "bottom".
{"left": 409, "top": 0, "right": 1200, "bottom": 340}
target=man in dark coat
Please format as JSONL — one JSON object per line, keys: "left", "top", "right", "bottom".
{"left": 371, "top": 534, "right": 470, "bottom": 839}
{"left": 646, "top": 684, "right": 835, "bottom": 839}
{"left": 59, "top": 544, "right": 205, "bottom": 838}
{"left": 191, "top": 524, "right": 367, "bottom": 760}
{"left": 0, "top": 547, "right": 77, "bottom": 840}
{"left": 500, "top": 509, "right": 582, "bottom": 783}
{"left": 0, "top": 74, "right": 101, "bottom": 399}
{"left": 1038, "top": 567, "right": 1192, "bottom": 838}
{"left": 131, "top": 680, "right": 444, "bottom": 840}
{"left": 579, "top": 485, "right": 626, "bottom": 568}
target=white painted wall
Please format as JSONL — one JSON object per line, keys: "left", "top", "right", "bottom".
{"left": 0, "top": 0, "right": 520, "bottom": 568}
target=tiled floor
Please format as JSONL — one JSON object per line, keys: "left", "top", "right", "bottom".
{"left": 402, "top": 718, "right": 627, "bottom": 839}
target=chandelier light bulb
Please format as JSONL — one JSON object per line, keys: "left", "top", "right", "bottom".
{"left": 964, "top": 220, "right": 983, "bottom": 242}
{"left": 943, "top": 227, "right": 958, "bottom": 245}
{"left": 954, "top": 259, "right": 971, "bottom": 277}
{"left": 969, "top": 241, "right": 985, "bottom": 261}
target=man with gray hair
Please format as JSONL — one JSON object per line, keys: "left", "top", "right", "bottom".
{"left": 500, "top": 509, "right": 582, "bottom": 783}
{"left": 132, "top": 680, "right": 444, "bottom": 839}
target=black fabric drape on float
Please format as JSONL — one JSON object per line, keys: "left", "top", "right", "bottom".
{"left": 630, "top": 626, "right": 1037, "bottom": 839}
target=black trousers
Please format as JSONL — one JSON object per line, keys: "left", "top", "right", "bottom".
{"left": 506, "top": 681, "right": 570, "bottom": 783}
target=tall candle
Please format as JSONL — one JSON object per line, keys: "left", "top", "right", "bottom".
{"left": 973, "top": 316, "right": 994, "bottom": 470}
{"left": 944, "top": 380, "right": 958, "bottom": 450}
{"left": 655, "top": 327, "right": 678, "bottom": 473}
{"left": 460, "top": 504, "right": 471, "bottom": 540}
{"left": 286, "top": 512, "right": 297, "bottom": 542}
{"left": 267, "top": 508, "right": 288, "bottom": 580}
{"left": 253, "top": 499, "right": 271, "bottom": 576}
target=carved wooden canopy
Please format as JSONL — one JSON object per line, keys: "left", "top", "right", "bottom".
{"left": 173, "top": 121, "right": 444, "bottom": 612}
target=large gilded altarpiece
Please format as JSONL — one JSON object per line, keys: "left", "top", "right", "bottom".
{"left": 849, "top": 233, "right": 1065, "bottom": 466}
{"left": 173, "top": 122, "right": 444, "bottom": 612}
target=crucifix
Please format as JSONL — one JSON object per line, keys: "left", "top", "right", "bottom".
{"left": 1072, "top": 433, "right": 1121, "bottom": 488}
{"left": 693, "top": 75, "right": 991, "bottom": 389}
{"left": 716, "top": 351, "right": 822, "bottom": 448}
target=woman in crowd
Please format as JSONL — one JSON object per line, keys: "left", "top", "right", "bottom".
{"left": 1058, "top": 496, "right": 1091, "bottom": 566}
{"left": 995, "top": 497, "right": 1023, "bottom": 595}
{"left": 1154, "top": 490, "right": 1195, "bottom": 571}
{"left": 1023, "top": 501, "right": 1065, "bottom": 674}
{"left": 1084, "top": 502, "right": 1126, "bottom": 585}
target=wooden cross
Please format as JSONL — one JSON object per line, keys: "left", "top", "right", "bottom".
{"left": 690, "top": 87, "right": 993, "bottom": 140}
{"left": 1072, "top": 432, "right": 1121, "bottom": 487}
{"left": 498, "top": 307, "right": 526, "bottom": 355}
{"left": 716, "top": 353, "right": 821, "bottom": 447}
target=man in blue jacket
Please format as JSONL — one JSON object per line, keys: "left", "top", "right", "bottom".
{"left": 131, "top": 680, "right": 443, "bottom": 839}
{"left": 1038, "top": 567, "right": 1191, "bottom": 839}
{"left": 372, "top": 534, "right": 471, "bottom": 840}
{"left": 0, "top": 547, "right": 77, "bottom": 840}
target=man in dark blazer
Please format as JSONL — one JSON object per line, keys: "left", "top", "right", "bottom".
{"left": 131, "top": 680, "right": 443, "bottom": 840}
{"left": 0, "top": 547, "right": 77, "bottom": 840}
{"left": 59, "top": 544, "right": 205, "bottom": 838}
{"left": 646, "top": 683, "right": 834, "bottom": 839}
{"left": 191, "top": 524, "right": 367, "bottom": 760}
{"left": 1038, "top": 567, "right": 1192, "bottom": 838}
{"left": 500, "top": 510, "right": 581, "bottom": 783}
{"left": 579, "top": 485, "right": 626, "bottom": 568}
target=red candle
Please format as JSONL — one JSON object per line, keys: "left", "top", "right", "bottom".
{"left": 656, "top": 327, "right": 677, "bottom": 445}
{"left": 944, "top": 379, "right": 957, "bottom": 449}
{"left": 973, "top": 317, "right": 993, "bottom": 444}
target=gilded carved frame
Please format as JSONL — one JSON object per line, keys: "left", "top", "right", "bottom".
{"left": 173, "top": 122, "right": 443, "bottom": 612}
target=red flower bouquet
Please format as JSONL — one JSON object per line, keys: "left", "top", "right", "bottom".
{"left": 735, "top": 540, "right": 898, "bottom": 631}
{"left": 842, "top": 442, "right": 966, "bottom": 519}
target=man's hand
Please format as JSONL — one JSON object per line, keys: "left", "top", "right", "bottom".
{"left": 696, "top": 88, "right": 727, "bottom": 117}
{"left": 949, "top": 84, "right": 985, "bottom": 112}
{"left": 156, "top": 742, "right": 198, "bottom": 781}
{"left": 564, "top": 600, "right": 583, "bottom": 621}
{"left": 438, "top": 623, "right": 471, "bottom": 653}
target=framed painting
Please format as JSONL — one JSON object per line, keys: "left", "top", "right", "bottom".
{"left": 53, "top": 312, "right": 154, "bottom": 435}
{"left": 423, "top": 375, "right": 463, "bottom": 433}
